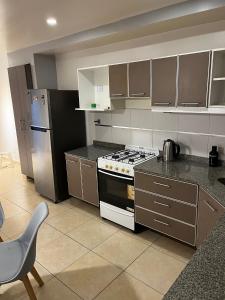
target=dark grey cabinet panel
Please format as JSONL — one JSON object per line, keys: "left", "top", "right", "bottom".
{"left": 81, "top": 159, "right": 99, "bottom": 207}
{"left": 8, "top": 64, "right": 33, "bottom": 178}
{"left": 178, "top": 51, "right": 210, "bottom": 107}
{"left": 129, "top": 60, "right": 150, "bottom": 97}
{"left": 109, "top": 64, "right": 128, "bottom": 98}
{"left": 66, "top": 157, "right": 82, "bottom": 199}
{"left": 136, "top": 206, "right": 196, "bottom": 245}
{"left": 197, "top": 188, "right": 225, "bottom": 247}
{"left": 135, "top": 189, "right": 196, "bottom": 225}
{"left": 135, "top": 172, "right": 198, "bottom": 205}
{"left": 66, "top": 155, "right": 99, "bottom": 206}
{"left": 152, "top": 56, "right": 177, "bottom": 106}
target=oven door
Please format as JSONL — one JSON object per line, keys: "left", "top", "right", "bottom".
{"left": 98, "top": 169, "right": 134, "bottom": 212}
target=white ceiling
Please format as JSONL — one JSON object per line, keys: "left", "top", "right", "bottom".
{"left": 0, "top": 0, "right": 185, "bottom": 52}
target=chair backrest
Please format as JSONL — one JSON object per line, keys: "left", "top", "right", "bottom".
{"left": 15, "top": 202, "right": 49, "bottom": 280}
{"left": 0, "top": 202, "right": 4, "bottom": 228}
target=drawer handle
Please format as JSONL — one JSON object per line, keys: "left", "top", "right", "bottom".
{"left": 154, "top": 200, "right": 170, "bottom": 208}
{"left": 154, "top": 219, "right": 169, "bottom": 226}
{"left": 82, "top": 164, "right": 93, "bottom": 168}
{"left": 204, "top": 200, "right": 216, "bottom": 212}
{"left": 179, "top": 102, "right": 200, "bottom": 105}
{"left": 67, "top": 159, "right": 79, "bottom": 163}
{"left": 153, "top": 181, "right": 170, "bottom": 188}
{"left": 153, "top": 102, "right": 171, "bottom": 106}
{"left": 130, "top": 92, "right": 145, "bottom": 96}
{"left": 111, "top": 93, "right": 124, "bottom": 97}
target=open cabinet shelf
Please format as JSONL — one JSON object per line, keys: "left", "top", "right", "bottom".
{"left": 209, "top": 50, "right": 225, "bottom": 107}
{"left": 77, "top": 65, "right": 111, "bottom": 111}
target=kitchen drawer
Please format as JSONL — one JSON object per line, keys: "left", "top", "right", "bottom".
{"left": 135, "top": 190, "right": 196, "bottom": 225}
{"left": 81, "top": 159, "right": 96, "bottom": 167}
{"left": 135, "top": 172, "right": 197, "bottom": 205}
{"left": 135, "top": 206, "right": 196, "bottom": 245}
{"left": 65, "top": 154, "right": 80, "bottom": 163}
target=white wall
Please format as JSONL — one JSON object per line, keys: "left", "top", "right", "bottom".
{"left": 0, "top": 43, "right": 19, "bottom": 160}
{"left": 56, "top": 25, "right": 225, "bottom": 159}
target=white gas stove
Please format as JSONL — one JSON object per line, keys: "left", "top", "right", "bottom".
{"left": 98, "top": 145, "right": 159, "bottom": 177}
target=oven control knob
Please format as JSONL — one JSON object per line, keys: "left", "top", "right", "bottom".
{"left": 109, "top": 165, "right": 113, "bottom": 170}
{"left": 115, "top": 167, "right": 119, "bottom": 171}
{"left": 105, "top": 165, "right": 108, "bottom": 169}
{"left": 122, "top": 168, "right": 125, "bottom": 172}
{"left": 126, "top": 169, "right": 130, "bottom": 173}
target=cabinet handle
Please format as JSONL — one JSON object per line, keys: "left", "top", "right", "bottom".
{"left": 203, "top": 200, "right": 216, "bottom": 212}
{"left": 82, "top": 163, "right": 93, "bottom": 168}
{"left": 153, "top": 181, "right": 170, "bottom": 188}
{"left": 154, "top": 219, "right": 169, "bottom": 226}
{"left": 111, "top": 93, "right": 124, "bottom": 97}
{"left": 67, "top": 159, "right": 79, "bottom": 163}
{"left": 179, "top": 102, "right": 200, "bottom": 105}
{"left": 154, "top": 200, "right": 170, "bottom": 208}
{"left": 153, "top": 102, "right": 171, "bottom": 105}
{"left": 130, "top": 92, "right": 145, "bottom": 96}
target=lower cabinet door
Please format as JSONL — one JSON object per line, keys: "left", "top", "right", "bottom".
{"left": 197, "top": 188, "right": 225, "bottom": 247}
{"left": 81, "top": 159, "right": 99, "bottom": 207}
{"left": 66, "top": 158, "right": 82, "bottom": 199}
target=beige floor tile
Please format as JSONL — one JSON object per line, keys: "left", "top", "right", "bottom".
{"left": 37, "top": 223, "right": 63, "bottom": 248}
{"left": 46, "top": 201, "right": 71, "bottom": 218}
{"left": 127, "top": 247, "right": 186, "bottom": 295}
{"left": 0, "top": 198, "right": 25, "bottom": 219}
{"left": 1, "top": 211, "right": 31, "bottom": 238}
{"left": 120, "top": 227, "right": 162, "bottom": 245}
{"left": 62, "top": 197, "right": 100, "bottom": 219}
{"left": 37, "top": 234, "right": 88, "bottom": 274}
{"left": 152, "top": 236, "right": 196, "bottom": 263}
{"left": 93, "top": 232, "right": 148, "bottom": 269}
{"left": 67, "top": 219, "right": 118, "bottom": 249}
{"left": 0, "top": 181, "right": 22, "bottom": 196}
{"left": 37, "top": 277, "right": 81, "bottom": 300}
{"left": 96, "top": 272, "right": 163, "bottom": 300}
{"left": 47, "top": 209, "right": 91, "bottom": 234}
{"left": 57, "top": 251, "right": 121, "bottom": 300}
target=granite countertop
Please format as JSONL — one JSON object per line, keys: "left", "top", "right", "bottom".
{"left": 134, "top": 156, "right": 225, "bottom": 207}
{"left": 134, "top": 156, "right": 225, "bottom": 299}
{"left": 65, "top": 140, "right": 124, "bottom": 161}
{"left": 164, "top": 214, "right": 225, "bottom": 300}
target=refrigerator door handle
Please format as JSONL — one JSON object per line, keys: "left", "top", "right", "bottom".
{"left": 30, "top": 125, "right": 49, "bottom": 132}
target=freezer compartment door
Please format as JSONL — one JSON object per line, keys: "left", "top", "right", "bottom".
{"left": 31, "top": 127, "right": 56, "bottom": 201}
{"left": 30, "top": 89, "right": 51, "bottom": 128}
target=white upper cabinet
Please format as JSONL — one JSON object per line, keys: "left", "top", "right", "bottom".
{"left": 77, "top": 66, "right": 111, "bottom": 111}
{"left": 209, "top": 50, "right": 225, "bottom": 108}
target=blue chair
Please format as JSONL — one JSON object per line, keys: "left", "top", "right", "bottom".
{"left": 0, "top": 202, "right": 49, "bottom": 300}
{"left": 0, "top": 202, "right": 4, "bottom": 242}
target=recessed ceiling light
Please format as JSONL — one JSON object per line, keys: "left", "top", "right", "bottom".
{"left": 46, "top": 17, "right": 57, "bottom": 26}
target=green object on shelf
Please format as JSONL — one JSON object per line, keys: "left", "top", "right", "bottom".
{"left": 91, "top": 103, "right": 96, "bottom": 108}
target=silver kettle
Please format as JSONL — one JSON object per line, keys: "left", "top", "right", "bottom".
{"left": 163, "top": 139, "right": 180, "bottom": 161}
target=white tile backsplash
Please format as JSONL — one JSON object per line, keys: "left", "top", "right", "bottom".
{"left": 177, "top": 114, "right": 210, "bottom": 134}
{"left": 111, "top": 109, "right": 131, "bottom": 127}
{"left": 130, "top": 129, "right": 152, "bottom": 148}
{"left": 209, "top": 115, "right": 225, "bottom": 136}
{"left": 95, "top": 126, "right": 112, "bottom": 143}
{"left": 152, "top": 112, "right": 177, "bottom": 131}
{"left": 130, "top": 109, "right": 153, "bottom": 129}
{"left": 111, "top": 127, "right": 131, "bottom": 145}
{"left": 90, "top": 109, "right": 225, "bottom": 160}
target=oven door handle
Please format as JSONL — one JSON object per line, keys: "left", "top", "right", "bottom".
{"left": 98, "top": 169, "right": 133, "bottom": 181}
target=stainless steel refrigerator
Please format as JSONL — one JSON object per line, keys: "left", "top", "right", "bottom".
{"left": 30, "top": 89, "right": 86, "bottom": 202}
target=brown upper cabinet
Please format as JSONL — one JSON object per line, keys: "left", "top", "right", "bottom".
{"left": 151, "top": 56, "right": 177, "bottom": 106}
{"left": 128, "top": 60, "right": 150, "bottom": 98}
{"left": 109, "top": 64, "right": 128, "bottom": 98}
{"left": 197, "top": 188, "right": 225, "bottom": 247}
{"left": 178, "top": 51, "right": 210, "bottom": 107}
{"left": 8, "top": 64, "right": 34, "bottom": 178}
